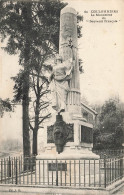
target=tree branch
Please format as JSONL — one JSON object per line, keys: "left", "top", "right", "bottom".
{"left": 38, "top": 113, "right": 51, "bottom": 125}
{"left": 29, "top": 122, "right": 34, "bottom": 131}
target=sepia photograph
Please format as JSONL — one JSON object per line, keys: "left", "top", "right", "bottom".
{"left": 0, "top": 0, "right": 124, "bottom": 194}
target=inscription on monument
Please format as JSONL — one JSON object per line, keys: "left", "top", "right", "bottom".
{"left": 48, "top": 163, "right": 67, "bottom": 171}
{"left": 81, "top": 125, "right": 93, "bottom": 143}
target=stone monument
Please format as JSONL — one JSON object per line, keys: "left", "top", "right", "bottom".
{"left": 37, "top": 6, "right": 99, "bottom": 159}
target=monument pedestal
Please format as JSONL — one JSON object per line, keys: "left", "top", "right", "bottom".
{"left": 36, "top": 113, "right": 99, "bottom": 186}
{"left": 36, "top": 112, "right": 99, "bottom": 187}
{"left": 37, "top": 111, "right": 99, "bottom": 160}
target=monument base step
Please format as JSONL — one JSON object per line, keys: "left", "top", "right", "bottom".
{"left": 37, "top": 149, "right": 99, "bottom": 160}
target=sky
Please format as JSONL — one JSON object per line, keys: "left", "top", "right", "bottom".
{"left": 66, "top": 0, "right": 124, "bottom": 104}
{"left": 0, "top": 0, "right": 124, "bottom": 141}
{"left": 0, "top": 0, "right": 124, "bottom": 104}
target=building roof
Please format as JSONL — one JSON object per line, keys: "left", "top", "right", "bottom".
{"left": 81, "top": 102, "right": 98, "bottom": 116}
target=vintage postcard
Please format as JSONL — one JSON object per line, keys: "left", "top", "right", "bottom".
{"left": 0, "top": 0, "right": 124, "bottom": 194}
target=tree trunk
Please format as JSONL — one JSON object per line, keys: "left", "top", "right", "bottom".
{"left": 22, "top": 3, "right": 32, "bottom": 158}
{"left": 22, "top": 70, "right": 30, "bottom": 157}
{"left": 32, "top": 75, "right": 40, "bottom": 156}
{"left": 33, "top": 130, "right": 38, "bottom": 155}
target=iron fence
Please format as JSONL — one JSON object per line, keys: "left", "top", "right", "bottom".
{"left": 93, "top": 149, "right": 124, "bottom": 158}
{"left": 0, "top": 156, "right": 123, "bottom": 188}
{"left": 104, "top": 157, "right": 124, "bottom": 187}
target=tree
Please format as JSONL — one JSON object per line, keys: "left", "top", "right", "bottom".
{"left": 93, "top": 98, "right": 124, "bottom": 149}
{"left": 0, "top": 98, "right": 13, "bottom": 117}
{"left": 0, "top": 0, "right": 83, "bottom": 156}
{"left": 0, "top": 1, "right": 35, "bottom": 157}
{"left": 99, "top": 99, "right": 124, "bottom": 134}
{"left": 28, "top": 60, "right": 52, "bottom": 155}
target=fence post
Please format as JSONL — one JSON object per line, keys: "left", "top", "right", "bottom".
{"left": 1, "top": 159, "right": 3, "bottom": 183}
{"left": 99, "top": 159, "right": 101, "bottom": 187}
{"left": 65, "top": 160, "right": 66, "bottom": 186}
{"left": 120, "top": 157, "right": 123, "bottom": 179}
{"left": 110, "top": 158, "right": 112, "bottom": 185}
{"left": 104, "top": 155, "right": 107, "bottom": 188}
{"left": 4, "top": 158, "right": 6, "bottom": 184}
{"left": 15, "top": 158, "right": 18, "bottom": 185}
{"left": 56, "top": 159, "right": 58, "bottom": 186}
{"left": 8, "top": 156, "right": 11, "bottom": 178}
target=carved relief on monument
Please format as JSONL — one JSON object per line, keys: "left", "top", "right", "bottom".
{"left": 47, "top": 115, "right": 74, "bottom": 153}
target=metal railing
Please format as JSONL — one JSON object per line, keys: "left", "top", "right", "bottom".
{"left": 0, "top": 156, "right": 123, "bottom": 188}
{"left": 93, "top": 149, "right": 124, "bottom": 158}
{"left": 104, "top": 157, "right": 123, "bottom": 187}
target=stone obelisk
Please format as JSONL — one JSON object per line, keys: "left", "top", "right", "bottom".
{"left": 59, "top": 7, "right": 81, "bottom": 116}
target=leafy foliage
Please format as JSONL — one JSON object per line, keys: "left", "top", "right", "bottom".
{"left": 93, "top": 98, "right": 124, "bottom": 149}
{"left": 0, "top": 1, "right": 68, "bottom": 64}
{"left": 0, "top": 98, "right": 13, "bottom": 117}
{"left": 99, "top": 99, "right": 124, "bottom": 133}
